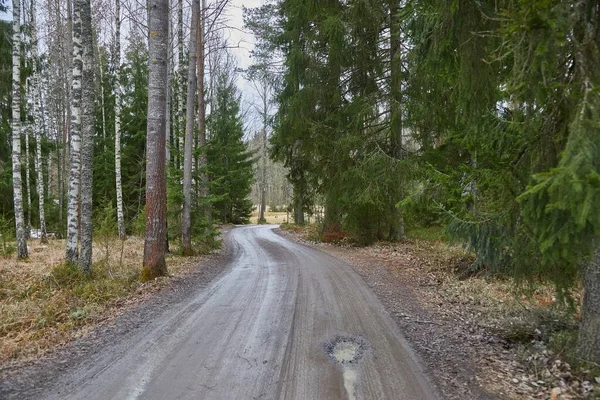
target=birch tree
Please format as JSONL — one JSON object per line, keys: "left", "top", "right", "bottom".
{"left": 66, "top": 0, "right": 83, "bottom": 263}
{"left": 142, "top": 0, "right": 169, "bottom": 279}
{"left": 78, "top": 0, "right": 95, "bottom": 272}
{"left": 12, "top": 0, "right": 28, "bottom": 259}
{"left": 181, "top": 0, "right": 199, "bottom": 256}
{"left": 31, "top": 0, "right": 47, "bottom": 243}
{"left": 24, "top": 85, "right": 32, "bottom": 234}
{"left": 114, "top": 0, "right": 125, "bottom": 239}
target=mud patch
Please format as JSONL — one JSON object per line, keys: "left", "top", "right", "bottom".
{"left": 324, "top": 336, "right": 367, "bottom": 365}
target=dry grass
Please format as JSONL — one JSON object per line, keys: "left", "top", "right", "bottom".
{"left": 250, "top": 211, "right": 291, "bottom": 225}
{"left": 0, "top": 237, "right": 208, "bottom": 367}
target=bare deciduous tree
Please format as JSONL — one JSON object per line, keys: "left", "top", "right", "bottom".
{"left": 181, "top": 0, "right": 200, "bottom": 256}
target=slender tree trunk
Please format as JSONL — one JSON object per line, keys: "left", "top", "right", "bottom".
{"left": 197, "top": 1, "right": 210, "bottom": 227}
{"left": 114, "top": 0, "right": 126, "bottom": 239}
{"left": 142, "top": 0, "right": 169, "bottom": 279}
{"left": 181, "top": 0, "right": 199, "bottom": 256}
{"left": 388, "top": 0, "right": 405, "bottom": 242}
{"left": 165, "top": 10, "right": 172, "bottom": 172}
{"left": 24, "top": 90, "right": 32, "bottom": 236}
{"left": 12, "top": 0, "right": 28, "bottom": 259}
{"left": 31, "top": 0, "right": 47, "bottom": 243}
{"left": 177, "top": 0, "right": 185, "bottom": 170}
{"left": 577, "top": 249, "right": 600, "bottom": 364}
{"left": 98, "top": 43, "right": 107, "bottom": 152}
{"left": 66, "top": 0, "right": 83, "bottom": 263}
{"left": 258, "top": 75, "right": 268, "bottom": 224}
{"left": 34, "top": 88, "right": 48, "bottom": 243}
{"left": 78, "top": 0, "right": 95, "bottom": 272}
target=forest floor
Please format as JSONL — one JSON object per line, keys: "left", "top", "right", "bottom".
{"left": 0, "top": 234, "right": 223, "bottom": 370}
{"left": 279, "top": 224, "right": 600, "bottom": 400}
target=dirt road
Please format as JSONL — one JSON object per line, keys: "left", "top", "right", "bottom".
{"left": 36, "top": 225, "right": 438, "bottom": 400}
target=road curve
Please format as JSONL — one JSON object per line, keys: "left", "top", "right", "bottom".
{"left": 44, "top": 225, "right": 438, "bottom": 400}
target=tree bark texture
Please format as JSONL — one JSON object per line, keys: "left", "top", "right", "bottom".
{"left": 177, "top": 0, "right": 185, "bottom": 169}
{"left": 388, "top": 0, "right": 405, "bottom": 242}
{"left": 31, "top": 0, "right": 47, "bottom": 243}
{"left": 114, "top": 0, "right": 126, "bottom": 239}
{"left": 578, "top": 248, "right": 600, "bottom": 364}
{"left": 66, "top": 0, "right": 83, "bottom": 263}
{"left": 12, "top": 0, "right": 28, "bottom": 259}
{"left": 181, "top": 0, "right": 200, "bottom": 256}
{"left": 78, "top": 0, "right": 95, "bottom": 272}
{"left": 196, "top": 2, "right": 210, "bottom": 225}
{"left": 24, "top": 93, "right": 32, "bottom": 236}
{"left": 142, "top": 0, "right": 169, "bottom": 279}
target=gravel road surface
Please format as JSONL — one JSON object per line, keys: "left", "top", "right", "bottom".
{"left": 29, "top": 225, "right": 439, "bottom": 400}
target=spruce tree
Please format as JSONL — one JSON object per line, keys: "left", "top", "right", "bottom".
{"left": 206, "top": 74, "right": 253, "bottom": 225}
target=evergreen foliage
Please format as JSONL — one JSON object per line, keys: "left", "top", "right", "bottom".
{"left": 206, "top": 73, "right": 254, "bottom": 224}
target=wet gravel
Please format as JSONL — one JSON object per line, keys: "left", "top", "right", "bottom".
{"left": 0, "top": 231, "right": 234, "bottom": 400}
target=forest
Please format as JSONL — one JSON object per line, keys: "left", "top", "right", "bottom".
{"left": 1, "top": 0, "right": 599, "bottom": 382}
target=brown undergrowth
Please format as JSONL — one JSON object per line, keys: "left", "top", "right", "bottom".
{"left": 0, "top": 237, "right": 213, "bottom": 367}
{"left": 280, "top": 224, "right": 599, "bottom": 399}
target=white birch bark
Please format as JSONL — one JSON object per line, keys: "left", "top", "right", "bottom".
{"left": 78, "top": 0, "right": 95, "bottom": 272}
{"left": 31, "top": 0, "right": 47, "bottom": 243}
{"left": 182, "top": 0, "right": 200, "bottom": 255}
{"left": 12, "top": 0, "right": 28, "bottom": 259}
{"left": 114, "top": 0, "right": 125, "bottom": 239}
{"left": 66, "top": 0, "right": 83, "bottom": 263}
{"left": 24, "top": 83, "right": 32, "bottom": 235}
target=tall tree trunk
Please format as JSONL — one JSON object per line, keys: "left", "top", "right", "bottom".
{"left": 34, "top": 88, "right": 48, "bottom": 244}
{"left": 177, "top": 0, "right": 185, "bottom": 170}
{"left": 181, "top": 0, "right": 199, "bottom": 256}
{"left": 142, "top": 0, "right": 169, "bottom": 279}
{"left": 388, "top": 0, "right": 405, "bottom": 242}
{"left": 578, "top": 249, "right": 600, "bottom": 364}
{"left": 12, "top": 0, "right": 28, "bottom": 259}
{"left": 78, "top": 0, "right": 95, "bottom": 272}
{"left": 31, "top": 0, "right": 47, "bottom": 243}
{"left": 98, "top": 43, "right": 107, "bottom": 152}
{"left": 258, "top": 76, "right": 268, "bottom": 223}
{"left": 165, "top": 8, "right": 172, "bottom": 172}
{"left": 24, "top": 91, "right": 32, "bottom": 236}
{"left": 197, "top": 0, "right": 210, "bottom": 227}
{"left": 66, "top": 0, "right": 83, "bottom": 263}
{"left": 114, "top": 0, "right": 126, "bottom": 239}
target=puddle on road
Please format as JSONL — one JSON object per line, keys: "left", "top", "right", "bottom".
{"left": 324, "top": 336, "right": 368, "bottom": 400}
{"left": 325, "top": 336, "right": 367, "bottom": 365}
